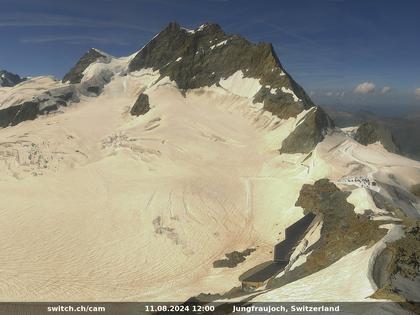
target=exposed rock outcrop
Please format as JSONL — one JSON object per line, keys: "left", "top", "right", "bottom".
{"left": 280, "top": 107, "right": 334, "bottom": 154}
{"left": 213, "top": 248, "right": 256, "bottom": 268}
{"left": 62, "top": 48, "right": 107, "bottom": 84}
{"left": 0, "top": 101, "right": 38, "bottom": 128}
{"left": 86, "top": 86, "right": 100, "bottom": 95}
{"left": 130, "top": 93, "right": 150, "bottom": 116}
{"left": 295, "top": 179, "right": 386, "bottom": 260}
{"left": 355, "top": 121, "right": 399, "bottom": 153}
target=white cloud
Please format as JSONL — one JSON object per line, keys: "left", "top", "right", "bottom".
{"left": 415, "top": 88, "right": 420, "bottom": 100}
{"left": 325, "top": 91, "right": 333, "bottom": 96}
{"left": 381, "top": 86, "right": 391, "bottom": 93}
{"left": 354, "top": 82, "right": 375, "bottom": 94}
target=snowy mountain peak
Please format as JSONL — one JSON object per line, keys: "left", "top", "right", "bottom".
{"left": 129, "top": 22, "right": 316, "bottom": 118}
{"left": 126, "top": 22, "right": 334, "bottom": 153}
{"left": 91, "top": 47, "right": 111, "bottom": 57}
{"left": 170, "top": 21, "right": 223, "bottom": 34}
{"left": 62, "top": 48, "right": 109, "bottom": 84}
{"left": 0, "top": 69, "right": 25, "bottom": 87}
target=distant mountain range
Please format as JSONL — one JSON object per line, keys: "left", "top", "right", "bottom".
{"left": 0, "top": 69, "right": 26, "bottom": 87}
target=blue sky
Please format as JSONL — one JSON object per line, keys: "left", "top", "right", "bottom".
{"left": 1, "top": 0, "right": 419, "bottom": 113}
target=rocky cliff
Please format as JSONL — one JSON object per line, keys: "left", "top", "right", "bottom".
{"left": 355, "top": 121, "right": 399, "bottom": 153}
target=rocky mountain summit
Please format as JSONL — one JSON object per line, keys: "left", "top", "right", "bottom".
{"left": 355, "top": 121, "right": 399, "bottom": 153}
{"left": 127, "top": 22, "right": 333, "bottom": 153}
{"left": 0, "top": 69, "right": 25, "bottom": 87}
{"left": 128, "top": 22, "right": 313, "bottom": 118}
{"left": 280, "top": 106, "right": 334, "bottom": 154}
{"left": 62, "top": 48, "right": 108, "bottom": 84}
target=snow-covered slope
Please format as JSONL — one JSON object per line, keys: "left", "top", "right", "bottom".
{"left": 0, "top": 76, "right": 66, "bottom": 110}
{"left": 0, "top": 22, "right": 419, "bottom": 306}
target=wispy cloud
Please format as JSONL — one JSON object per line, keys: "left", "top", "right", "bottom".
{"left": 0, "top": 13, "right": 158, "bottom": 32}
{"left": 354, "top": 82, "right": 375, "bottom": 94}
{"left": 19, "top": 35, "right": 130, "bottom": 46}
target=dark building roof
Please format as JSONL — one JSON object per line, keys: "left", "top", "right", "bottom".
{"left": 274, "top": 213, "right": 315, "bottom": 262}
{"left": 239, "top": 261, "right": 287, "bottom": 283}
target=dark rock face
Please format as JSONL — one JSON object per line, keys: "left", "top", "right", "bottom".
{"left": 62, "top": 48, "right": 107, "bottom": 84}
{"left": 0, "top": 70, "right": 25, "bottom": 87}
{"left": 280, "top": 107, "right": 334, "bottom": 154}
{"left": 87, "top": 86, "right": 100, "bottom": 95}
{"left": 388, "top": 222, "right": 420, "bottom": 281}
{"left": 128, "top": 22, "right": 315, "bottom": 120}
{"left": 355, "top": 121, "right": 399, "bottom": 153}
{"left": 130, "top": 93, "right": 150, "bottom": 116}
{"left": 213, "top": 248, "right": 256, "bottom": 268}
{"left": 0, "top": 101, "right": 39, "bottom": 128}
